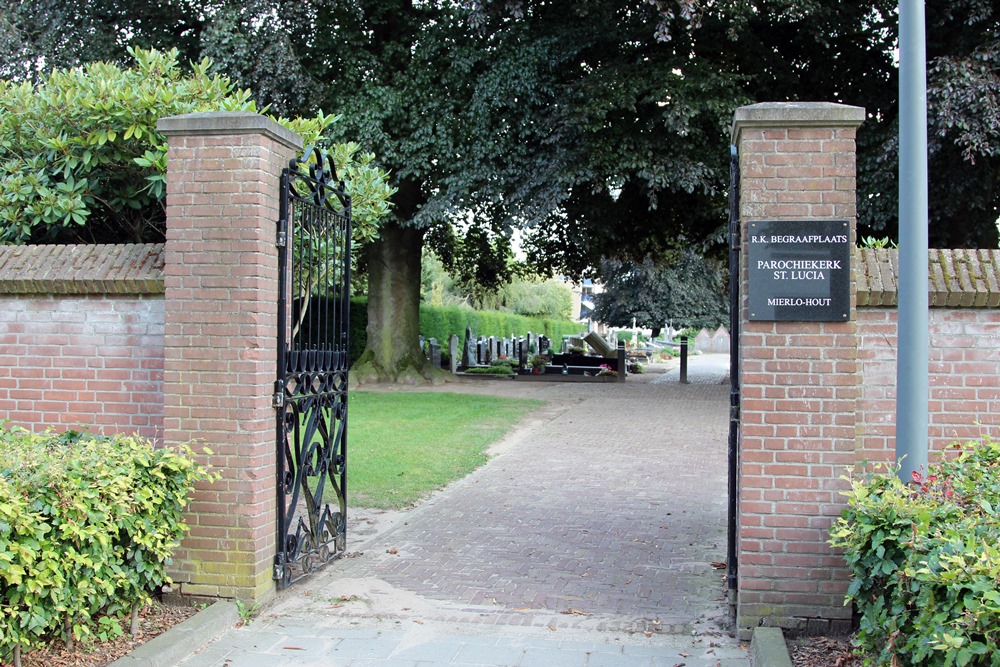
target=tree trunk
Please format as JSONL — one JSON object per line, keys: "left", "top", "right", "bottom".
{"left": 352, "top": 221, "right": 442, "bottom": 384}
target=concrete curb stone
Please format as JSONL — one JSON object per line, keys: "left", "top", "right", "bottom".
{"left": 108, "top": 601, "right": 238, "bottom": 667}
{"left": 750, "top": 627, "right": 793, "bottom": 667}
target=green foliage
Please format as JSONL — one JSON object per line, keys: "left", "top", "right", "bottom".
{"left": 859, "top": 236, "right": 898, "bottom": 249}
{"left": 0, "top": 425, "right": 215, "bottom": 657}
{"left": 595, "top": 253, "right": 728, "bottom": 331}
{"left": 418, "top": 305, "right": 580, "bottom": 348}
{"left": 462, "top": 365, "right": 516, "bottom": 376}
{"left": 0, "top": 47, "right": 393, "bottom": 245}
{"left": 829, "top": 439, "right": 1000, "bottom": 666}
{"left": 422, "top": 250, "right": 574, "bottom": 320}
{"left": 672, "top": 327, "right": 701, "bottom": 343}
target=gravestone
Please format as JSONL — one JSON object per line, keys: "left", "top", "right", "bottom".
{"left": 449, "top": 335, "right": 459, "bottom": 374}
{"left": 428, "top": 338, "right": 441, "bottom": 368}
{"left": 477, "top": 337, "right": 487, "bottom": 366}
{"left": 461, "top": 329, "right": 473, "bottom": 368}
{"left": 539, "top": 335, "right": 550, "bottom": 355}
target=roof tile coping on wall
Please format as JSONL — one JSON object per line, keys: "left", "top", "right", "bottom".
{"left": 857, "top": 248, "right": 1000, "bottom": 308}
{"left": 0, "top": 244, "right": 165, "bottom": 295}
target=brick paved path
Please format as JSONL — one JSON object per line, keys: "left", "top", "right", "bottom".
{"left": 181, "top": 356, "right": 748, "bottom": 665}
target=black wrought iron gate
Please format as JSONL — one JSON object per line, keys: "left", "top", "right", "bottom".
{"left": 727, "top": 144, "right": 740, "bottom": 594}
{"left": 274, "top": 147, "right": 352, "bottom": 589}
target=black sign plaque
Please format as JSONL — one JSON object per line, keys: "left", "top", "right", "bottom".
{"left": 747, "top": 220, "right": 851, "bottom": 322}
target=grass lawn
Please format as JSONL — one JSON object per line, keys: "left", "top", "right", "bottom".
{"left": 346, "top": 391, "right": 544, "bottom": 509}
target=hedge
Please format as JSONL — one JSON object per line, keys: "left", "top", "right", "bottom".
{"left": 829, "top": 439, "right": 1000, "bottom": 666}
{"left": 0, "top": 427, "right": 214, "bottom": 663}
{"left": 348, "top": 299, "right": 582, "bottom": 363}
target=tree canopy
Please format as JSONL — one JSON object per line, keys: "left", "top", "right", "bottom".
{"left": 592, "top": 253, "right": 728, "bottom": 332}
{"left": 2, "top": 0, "right": 998, "bottom": 379}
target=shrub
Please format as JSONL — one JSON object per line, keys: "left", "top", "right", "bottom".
{"left": 463, "top": 365, "right": 515, "bottom": 376}
{"left": 829, "top": 439, "right": 1000, "bottom": 666}
{"left": 0, "top": 426, "right": 215, "bottom": 661}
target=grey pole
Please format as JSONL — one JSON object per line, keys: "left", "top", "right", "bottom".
{"left": 896, "top": 0, "right": 929, "bottom": 481}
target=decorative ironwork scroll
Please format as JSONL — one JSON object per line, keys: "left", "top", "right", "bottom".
{"left": 274, "top": 146, "right": 352, "bottom": 589}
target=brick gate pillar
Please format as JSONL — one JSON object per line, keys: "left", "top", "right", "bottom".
{"left": 732, "top": 103, "right": 865, "bottom": 637}
{"left": 158, "top": 112, "right": 302, "bottom": 604}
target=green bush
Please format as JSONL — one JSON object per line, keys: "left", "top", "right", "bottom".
{"left": 829, "top": 439, "right": 1000, "bottom": 666}
{"left": 0, "top": 426, "right": 215, "bottom": 660}
{"left": 462, "top": 365, "right": 515, "bottom": 376}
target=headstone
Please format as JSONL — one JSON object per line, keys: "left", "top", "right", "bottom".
{"left": 461, "top": 329, "right": 473, "bottom": 368}
{"left": 539, "top": 335, "right": 550, "bottom": 355}
{"left": 477, "top": 337, "right": 487, "bottom": 366}
{"left": 502, "top": 338, "right": 511, "bottom": 358}
{"left": 584, "top": 331, "right": 616, "bottom": 358}
{"left": 449, "top": 335, "right": 459, "bottom": 374}
{"left": 485, "top": 336, "right": 495, "bottom": 364}
{"left": 527, "top": 332, "right": 537, "bottom": 354}
{"left": 429, "top": 338, "right": 441, "bottom": 368}
{"left": 518, "top": 338, "right": 528, "bottom": 367}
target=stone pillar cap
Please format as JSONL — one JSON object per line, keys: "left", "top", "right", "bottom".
{"left": 157, "top": 111, "right": 303, "bottom": 151}
{"left": 732, "top": 102, "right": 865, "bottom": 142}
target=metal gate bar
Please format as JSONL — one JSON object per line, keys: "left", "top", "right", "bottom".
{"left": 274, "top": 147, "right": 352, "bottom": 589}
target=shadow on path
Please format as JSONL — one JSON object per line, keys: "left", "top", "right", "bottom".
{"left": 181, "top": 355, "right": 747, "bottom": 666}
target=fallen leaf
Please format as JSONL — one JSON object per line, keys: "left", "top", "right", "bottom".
{"left": 680, "top": 652, "right": 691, "bottom": 657}
{"left": 283, "top": 646, "right": 306, "bottom": 651}
{"left": 710, "top": 561, "right": 727, "bottom": 569}
{"left": 387, "top": 547, "right": 398, "bottom": 554}
{"left": 547, "top": 624, "right": 557, "bottom": 631}
{"left": 413, "top": 620, "right": 424, "bottom": 625}
{"left": 644, "top": 631, "right": 653, "bottom": 637}
{"left": 560, "top": 608, "right": 587, "bottom": 616}
{"left": 513, "top": 607, "right": 532, "bottom": 612}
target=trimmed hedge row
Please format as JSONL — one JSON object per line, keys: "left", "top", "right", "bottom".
{"left": 830, "top": 439, "right": 1000, "bottom": 666}
{"left": 348, "top": 299, "right": 582, "bottom": 363}
{"left": 0, "top": 427, "right": 214, "bottom": 662}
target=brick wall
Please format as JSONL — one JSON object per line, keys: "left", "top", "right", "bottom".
{"left": 733, "top": 104, "right": 1000, "bottom": 638}
{"left": 857, "top": 250, "right": 1000, "bottom": 462}
{"left": 0, "top": 244, "right": 165, "bottom": 440}
{"left": 733, "top": 103, "right": 864, "bottom": 637}
{"left": 157, "top": 111, "right": 302, "bottom": 604}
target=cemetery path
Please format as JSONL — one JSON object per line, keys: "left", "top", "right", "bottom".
{"left": 180, "top": 354, "right": 749, "bottom": 666}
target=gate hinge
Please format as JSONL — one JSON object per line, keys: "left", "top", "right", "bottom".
{"left": 730, "top": 403, "right": 740, "bottom": 423}
{"left": 276, "top": 230, "right": 287, "bottom": 248}
{"left": 272, "top": 391, "right": 285, "bottom": 409}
